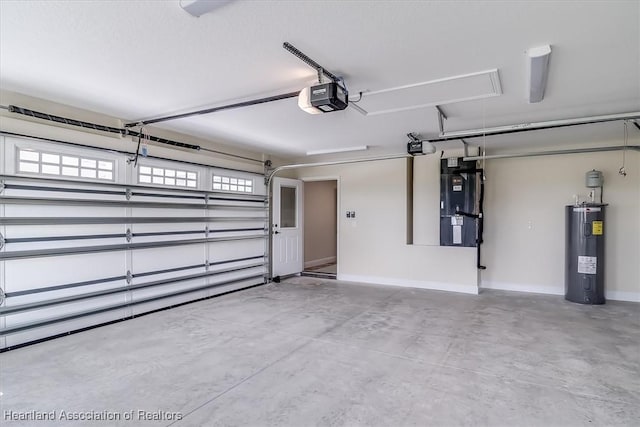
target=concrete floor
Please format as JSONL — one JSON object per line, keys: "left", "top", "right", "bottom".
{"left": 1, "top": 277, "right": 639, "bottom": 426}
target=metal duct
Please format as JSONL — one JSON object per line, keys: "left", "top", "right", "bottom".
{"left": 463, "top": 145, "right": 640, "bottom": 161}
{"left": 431, "top": 111, "right": 640, "bottom": 143}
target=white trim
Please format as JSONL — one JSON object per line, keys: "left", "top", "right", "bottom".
{"left": 338, "top": 274, "right": 479, "bottom": 295}
{"left": 481, "top": 281, "right": 640, "bottom": 302}
{"left": 304, "top": 256, "right": 337, "bottom": 269}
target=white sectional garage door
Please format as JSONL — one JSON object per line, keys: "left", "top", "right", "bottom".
{"left": 0, "top": 135, "right": 267, "bottom": 350}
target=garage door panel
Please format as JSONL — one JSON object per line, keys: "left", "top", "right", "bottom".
{"left": 0, "top": 137, "right": 267, "bottom": 350}
{"left": 130, "top": 277, "right": 209, "bottom": 302}
{"left": 203, "top": 277, "right": 265, "bottom": 298}
{"left": 4, "top": 223, "right": 125, "bottom": 239}
{"left": 209, "top": 208, "right": 266, "bottom": 218}
{"left": 129, "top": 288, "right": 209, "bottom": 316}
{"left": 132, "top": 245, "right": 205, "bottom": 272}
{"left": 4, "top": 308, "right": 129, "bottom": 348}
{"left": 132, "top": 266, "right": 206, "bottom": 284}
{"left": 130, "top": 231, "right": 206, "bottom": 244}
{"left": 210, "top": 266, "right": 266, "bottom": 283}
{"left": 3, "top": 187, "right": 126, "bottom": 202}
{"left": 4, "top": 204, "right": 126, "bottom": 217}
{"left": 130, "top": 207, "right": 204, "bottom": 217}
{"left": 129, "top": 276, "right": 264, "bottom": 317}
{"left": 4, "top": 293, "right": 128, "bottom": 328}
{"left": 131, "top": 222, "right": 204, "bottom": 234}
{"left": 4, "top": 237, "right": 125, "bottom": 252}
{"left": 208, "top": 220, "right": 265, "bottom": 230}
{"left": 4, "top": 279, "right": 127, "bottom": 307}
{"left": 4, "top": 252, "right": 127, "bottom": 293}
{"left": 208, "top": 239, "right": 265, "bottom": 260}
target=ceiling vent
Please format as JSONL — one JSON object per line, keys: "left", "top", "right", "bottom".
{"left": 350, "top": 69, "right": 502, "bottom": 116}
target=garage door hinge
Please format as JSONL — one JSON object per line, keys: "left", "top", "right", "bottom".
{"left": 125, "top": 228, "right": 132, "bottom": 242}
{"left": 0, "top": 288, "right": 5, "bottom": 305}
{"left": 125, "top": 188, "right": 132, "bottom": 200}
{"left": 0, "top": 180, "right": 4, "bottom": 194}
{"left": 0, "top": 232, "right": 4, "bottom": 250}
{"left": 205, "top": 226, "right": 209, "bottom": 237}
{"left": 205, "top": 261, "right": 210, "bottom": 271}
{"left": 264, "top": 160, "right": 272, "bottom": 185}
{"left": 126, "top": 270, "right": 133, "bottom": 284}
{"left": 205, "top": 194, "right": 209, "bottom": 204}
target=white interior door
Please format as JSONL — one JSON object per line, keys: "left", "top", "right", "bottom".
{"left": 272, "top": 177, "right": 303, "bottom": 277}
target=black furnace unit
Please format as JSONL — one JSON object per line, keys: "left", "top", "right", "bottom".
{"left": 565, "top": 204, "right": 606, "bottom": 304}
{"left": 440, "top": 157, "right": 479, "bottom": 247}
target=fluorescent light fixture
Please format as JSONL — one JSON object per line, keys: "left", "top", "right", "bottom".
{"left": 306, "top": 146, "right": 369, "bottom": 156}
{"left": 180, "top": 0, "right": 234, "bottom": 17}
{"left": 298, "top": 87, "right": 322, "bottom": 115}
{"left": 527, "top": 45, "right": 552, "bottom": 103}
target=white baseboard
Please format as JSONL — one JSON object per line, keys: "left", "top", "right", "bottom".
{"left": 606, "top": 290, "right": 640, "bottom": 302}
{"left": 304, "top": 256, "right": 337, "bottom": 269}
{"left": 481, "top": 281, "right": 563, "bottom": 296}
{"left": 481, "top": 281, "right": 640, "bottom": 302}
{"left": 338, "top": 274, "right": 479, "bottom": 295}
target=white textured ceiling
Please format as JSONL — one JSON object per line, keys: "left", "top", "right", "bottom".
{"left": 1, "top": 0, "right": 638, "bottom": 158}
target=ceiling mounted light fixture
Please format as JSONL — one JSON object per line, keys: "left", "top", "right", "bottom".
{"left": 527, "top": 44, "right": 552, "bottom": 103}
{"left": 298, "top": 87, "right": 323, "bottom": 115}
{"left": 306, "top": 146, "right": 368, "bottom": 156}
{"left": 180, "top": 0, "right": 234, "bottom": 17}
{"left": 406, "top": 133, "right": 436, "bottom": 155}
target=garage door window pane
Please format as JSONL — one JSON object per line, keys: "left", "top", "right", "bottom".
{"left": 138, "top": 165, "right": 198, "bottom": 188}
{"left": 212, "top": 174, "right": 254, "bottom": 194}
{"left": 16, "top": 148, "right": 114, "bottom": 182}
{"left": 19, "top": 162, "right": 39, "bottom": 173}
{"left": 81, "top": 159, "right": 96, "bottom": 168}
{"left": 280, "top": 186, "right": 297, "bottom": 228}
{"left": 62, "top": 156, "right": 79, "bottom": 166}
{"left": 41, "top": 153, "right": 60, "bottom": 164}
{"left": 19, "top": 150, "right": 39, "bottom": 162}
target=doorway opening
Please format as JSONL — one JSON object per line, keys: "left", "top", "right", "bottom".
{"left": 302, "top": 179, "right": 338, "bottom": 279}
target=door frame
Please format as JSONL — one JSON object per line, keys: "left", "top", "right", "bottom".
{"left": 300, "top": 176, "right": 340, "bottom": 277}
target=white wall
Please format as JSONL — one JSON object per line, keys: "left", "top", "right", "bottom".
{"left": 295, "top": 158, "right": 479, "bottom": 294}
{"left": 481, "top": 150, "right": 640, "bottom": 301}
{"left": 294, "top": 146, "right": 639, "bottom": 301}
{"left": 303, "top": 180, "right": 337, "bottom": 267}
